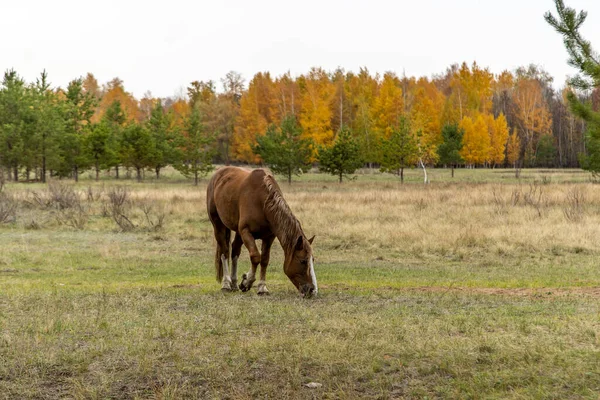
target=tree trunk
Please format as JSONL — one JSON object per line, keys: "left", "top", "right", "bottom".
{"left": 419, "top": 158, "right": 428, "bottom": 184}
{"left": 41, "top": 156, "right": 46, "bottom": 183}
{"left": 136, "top": 167, "right": 142, "bottom": 182}
{"left": 115, "top": 166, "right": 120, "bottom": 179}
{"left": 155, "top": 166, "right": 160, "bottom": 179}
{"left": 74, "top": 165, "right": 79, "bottom": 183}
{"left": 95, "top": 162, "right": 100, "bottom": 181}
{"left": 13, "top": 166, "right": 18, "bottom": 182}
{"left": 451, "top": 165, "right": 455, "bottom": 178}
{"left": 194, "top": 170, "right": 199, "bottom": 186}
{"left": 400, "top": 167, "right": 404, "bottom": 184}
{"left": 288, "top": 167, "right": 292, "bottom": 184}
{"left": 339, "top": 172, "right": 343, "bottom": 183}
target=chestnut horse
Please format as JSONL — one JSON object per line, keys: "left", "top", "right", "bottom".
{"left": 206, "top": 167, "right": 317, "bottom": 297}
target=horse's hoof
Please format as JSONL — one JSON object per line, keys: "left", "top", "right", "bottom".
{"left": 221, "top": 287, "right": 233, "bottom": 293}
{"left": 257, "top": 291, "right": 270, "bottom": 296}
{"left": 240, "top": 285, "right": 250, "bottom": 292}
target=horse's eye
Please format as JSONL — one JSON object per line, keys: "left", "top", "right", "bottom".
{"left": 300, "top": 259, "right": 308, "bottom": 265}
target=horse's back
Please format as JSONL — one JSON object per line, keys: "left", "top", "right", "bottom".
{"left": 207, "top": 167, "right": 268, "bottom": 232}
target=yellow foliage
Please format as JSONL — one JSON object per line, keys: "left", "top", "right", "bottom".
{"left": 460, "top": 114, "right": 491, "bottom": 165}
{"left": 371, "top": 72, "right": 404, "bottom": 139}
{"left": 298, "top": 68, "right": 335, "bottom": 147}
{"left": 487, "top": 113, "right": 509, "bottom": 166}
{"left": 232, "top": 72, "right": 277, "bottom": 163}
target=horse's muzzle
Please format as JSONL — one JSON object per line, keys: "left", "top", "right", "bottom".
{"left": 301, "top": 284, "right": 316, "bottom": 298}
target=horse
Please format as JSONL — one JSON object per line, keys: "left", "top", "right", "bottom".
{"left": 206, "top": 166, "right": 317, "bottom": 297}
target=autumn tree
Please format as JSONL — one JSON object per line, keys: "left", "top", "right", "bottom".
{"left": 317, "top": 127, "right": 363, "bottom": 183}
{"left": 460, "top": 115, "right": 490, "bottom": 166}
{"left": 437, "top": 124, "right": 464, "bottom": 177}
{"left": 380, "top": 117, "right": 417, "bottom": 183}
{"left": 371, "top": 72, "right": 404, "bottom": 139}
{"left": 546, "top": 1, "right": 600, "bottom": 174}
{"left": 487, "top": 113, "right": 510, "bottom": 167}
{"left": 188, "top": 80, "right": 216, "bottom": 107}
{"left": 254, "top": 115, "right": 312, "bottom": 184}
{"left": 298, "top": 68, "right": 335, "bottom": 149}
{"left": 232, "top": 72, "right": 276, "bottom": 162}
{"left": 513, "top": 66, "right": 553, "bottom": 166}
{"left": 346, "top": 68, "right": 378, "bottom": 165}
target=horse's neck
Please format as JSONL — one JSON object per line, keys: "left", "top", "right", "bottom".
{"left": 264, "top": 190, "right": 302, "bottom": 252}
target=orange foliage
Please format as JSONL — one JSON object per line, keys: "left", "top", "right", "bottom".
{"left": 92, "top": 78, "right": 139, "bottom": 123}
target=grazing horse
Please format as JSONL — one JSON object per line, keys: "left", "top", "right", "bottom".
{"left": 206, "top": 166, "right": 317, "bottom": 297}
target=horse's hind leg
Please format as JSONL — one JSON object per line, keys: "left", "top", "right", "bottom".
{"left": 212, "top": 217, "right": 234, "bottom": 292}
{"left": 230, "top": 233, "right": 243, "bottom": 291}
{"left": 257, "top": 235, "right": 275, "bottom": 295}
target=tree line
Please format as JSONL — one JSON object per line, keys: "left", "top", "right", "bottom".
{"left": 1, "top": 48, "right": 598, "bottom": 183}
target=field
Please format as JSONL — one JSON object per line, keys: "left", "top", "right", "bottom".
{"left": 0, "top": 167, "right": 599, "bottom": 399}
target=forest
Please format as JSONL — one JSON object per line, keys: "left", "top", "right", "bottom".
{"left": 0, "top": 62, "right": 595, "bottom": 184}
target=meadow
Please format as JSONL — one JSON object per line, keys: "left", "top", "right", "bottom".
{"left": 0, "top": 167, "right": 599, "bottom": 399}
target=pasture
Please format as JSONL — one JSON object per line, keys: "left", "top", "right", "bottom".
{"left": 0, "top": 168, "right": 599, "bottom": 399}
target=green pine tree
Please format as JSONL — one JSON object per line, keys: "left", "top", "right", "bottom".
{"left": 0, "top": 70, "right": 29, "bottom": 181}
{"left": 379, "top": 117, "right": 417, "bottom": 183}
{"left": 317, "top": 127, "right": 363, "bottom": 183}
{"left": 437, "top": 123, "right": 464, "bottom": 177}
{"left": 174, "top": 107, "right": 216, "bottom": 186}
{"left": 147, "top": 100, "right": 178, "bottom": 179}
{"left": 85, "top": 122, "right": 118, "bottom": 181}
{"left": 546, "top": 1, "right": 600, "bottom": 175}
{"left": 103, "top": 100, "right": 127, "bottom": 178}
{"left": 253, "top": 115, "right": 312, "bottom": 184}
{"left": 120, "top": 123, "right": 155, "bottom": 182}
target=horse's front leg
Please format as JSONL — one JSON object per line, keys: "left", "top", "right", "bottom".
{"left": 238, "top": 228, "right": 259, "bottom": 292}
{"left": 257, "top": 235, "right": 275, "bottom": 295}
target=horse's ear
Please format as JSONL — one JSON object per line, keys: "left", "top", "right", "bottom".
{"left": 295, "top": 235, "right": 304, "bottom": 251}
{"left": 308, "top": 235, "right": 315, "bottom": 245}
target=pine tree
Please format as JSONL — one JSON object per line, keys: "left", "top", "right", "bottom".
{"left": 85, "top": 122, "right": 118, "bottom": 181}
{"left": 175, "top": 107, "right": 216, "bottom": 185}
{"left": 254, "top": 115, "right": 312, "bottom": 184}
{"left": 379, "top": 117, "right": 417, "bottom": 183}
{"left": 61, "top": 77, "right": 97, "bottom": 181}
{"left": 546, "top": 1, "right": 600, "bottom": 175}
{"left": 120, "top": 123, "right": 155, "bottom": 182}
{"left": 437, "top": 124, "right": 464, "bottom": 177}
{"left": 317, "top": 127, "right": 363, "bottom": 183}
{"left": 147, "top": 100, "right": 178, "bottom": 179}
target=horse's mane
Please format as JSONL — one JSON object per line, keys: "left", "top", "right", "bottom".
{"left": 263, "top": 174, "right": 303, "bottom": 250}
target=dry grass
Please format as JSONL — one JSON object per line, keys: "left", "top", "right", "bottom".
{"left": 1, "top": 169, "right": 600, "bottom": 398}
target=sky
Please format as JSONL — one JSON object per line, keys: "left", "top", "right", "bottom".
{"left": 2, "top": 0, "right": 600, "bottom": 99}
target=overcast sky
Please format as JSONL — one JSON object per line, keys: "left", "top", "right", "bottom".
{"left": 2, "top": 0, "right": 599, "bottom": 98}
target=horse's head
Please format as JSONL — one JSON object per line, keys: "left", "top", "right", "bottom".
{"left": 285, "top": 235, "right": 317, "bottom": 298}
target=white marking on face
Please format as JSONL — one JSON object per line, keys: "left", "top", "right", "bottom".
{"left": 309, "top": 256, "right": 318, "bottom": 295}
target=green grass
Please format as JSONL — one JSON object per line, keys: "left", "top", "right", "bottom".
{"left": 1, "top": 169, "right": 600, "bottom": 399}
